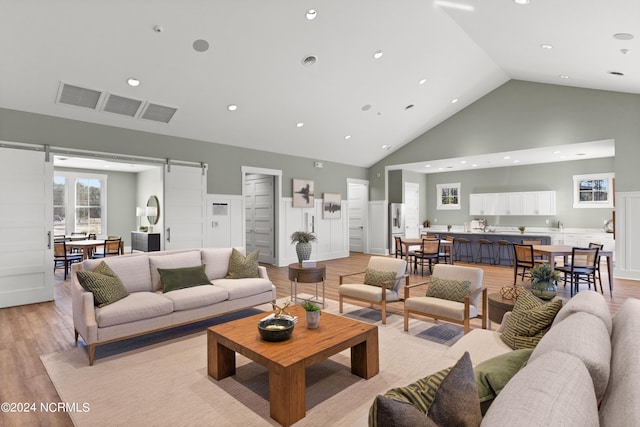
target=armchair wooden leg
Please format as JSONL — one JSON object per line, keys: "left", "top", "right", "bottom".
{"left": 74, "top": 329, "right": 79, "bottom": 344}
{"left": 404, "top": 310, "right": 409, "bottom": 331}
{"left": 381, "top": 302, "right": 386, "bottom": 325}
{"left": 339, "top": 296, "right": 343, "bottom": 313}
{"left": 88, "top": 344, "right": 96, "bottom": 366}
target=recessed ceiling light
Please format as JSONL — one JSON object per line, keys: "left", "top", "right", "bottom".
{"left": 434, "top": 1, "right": 474, "bottom": 11}
{"left": 152, "top": 25, "right": 163, "bottom": 33}
{"left": 127, "top": 78, "right": 140, "bottom": 87}
{"left": 227, "top": 104, "right": 238, "bottom": 111}
{"left": 296, "top": 122, "right": 304, "bottom": 128}
{"left": 451, "top": 98, "right": 459, "bottom": 104}
{"left": 361, "top": 104, "right": 372, "bottom": 111}
{"left": 609, "top": 71, "right": 625, "bottom": 76}
{"left": 193, "top": 39, "right": 210, "bottom": 52}
{"left": 613, "top": 33, "right": 634, "bottom": 41}
{"left": 621, "top": 49, "right": 631, "bottom": 55}
{"left": 513, "top": 160, "right": 520, "bottom": 163}
{"left": 504, "top": 156, "right": 511, "bottom": 160}
{"left": 540, "top": 44, "right": 553, "bottom": 50}
{"left": 513, "top": 0, "right": 529, "bottom": 4}
{"left": 553, "top": 150, "right": 561, "bottom": 154}
{"left": 460, "top": 160, "right": 467, "bottom": 164}
{"left": 344, "top": 135, "right": 351, "bottom": 140}
{"left": 472, "top": 164, "right": 478, "bottom": 167}
{"left": 302, "top": 55, "right": 318, "bottom": 66}
{"left": 373, "top": 50, "right": 383, "bottom": 59}
{"left": 424, "top": 164, "right": 431, "bottom": 168}
{"left": 418, "top": 78, "right": 427, "bottom": 85}
{"left": 306, "top": 9, "right": 317, "bottom": 20}
{"left": 559, "top": 75, "right": 570, "bottom": 79}
{"left": 382, "top": 144, "right": 392, "bottom": 150}
{"left": 405, "top": 104, "right": 415, "bottom": 110}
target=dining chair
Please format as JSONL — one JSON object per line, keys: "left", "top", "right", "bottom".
{"left": 403, "top": 264, "right": 487, "bottom": 334}
{"left": 494, "top": 240, "right": 513, "bottom": 266}
{"left": 394, "top": 236, "right": 414, "bottom": 265}
{"left": 338, "top": 256, "right": 408, "bottom": 324}
{"left": 512, "top": 243, "right": 548, "bottom": 285}
{"left": 522, "top": 239, "right": 543, "bottom": 260}
{"left": 476, "top": 239, "right": 495, "bottom": 264}
{"left": 554, "top": 247, "right": 600, "bottom": 296}
{"left": 588, "top": 242, "right": 607, "bottom": 295}
{"left": 54, "top": 241, "right": 83, "bottom": 279}
{"left": 439, "top": 236, "right": 454, "bottom": 265}
{"left": 414, "top": 238, "right": 440, "bottom": 276}
{"left": 92, "top": 237, "right": 122, "bottom": 258}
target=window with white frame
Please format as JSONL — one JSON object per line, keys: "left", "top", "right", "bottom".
{"left": 54, "top": 171, "right": 107, "bottom": 234}
{"left": 573, "top": 173, "right": 614, "bottom": 208}
{"left": 436, "top": 182, "right": 461, "bottom": 210}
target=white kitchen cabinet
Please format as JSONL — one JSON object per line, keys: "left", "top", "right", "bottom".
{"left": 522, "top": 191, "right": 556, "bottom": 215}
{"left": 496, "top": 192, "right": 523, "bottom": 215}
{"left": 470, "top": 193, "right": 496, "bottom": 216}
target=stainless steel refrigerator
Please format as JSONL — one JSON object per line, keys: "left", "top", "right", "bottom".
{"left": 389, "top": 203, "right": 405, "bottom": 254}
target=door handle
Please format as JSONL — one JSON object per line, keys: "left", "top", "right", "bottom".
{"left": 166, "top": 227, "right": 171, "bottom": 242}
{"left": 47, "top": 231, "right": 51, "bottom": 249}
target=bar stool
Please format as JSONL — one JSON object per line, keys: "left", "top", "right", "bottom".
{"left": 455, "top": 237, "right": 473, "bottom": 263}
{"left": 476, "top": 239, "right": 495, "bottom": 264}
{"left": 494, "top": 240, "right": 514, "bottom": 266}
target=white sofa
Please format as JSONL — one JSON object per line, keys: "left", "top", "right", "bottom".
{"left": 71, "top": 248, "right": 276, "bottom": 365}
{"left": 443, "top": 290, "right": 640, "bottom": 426}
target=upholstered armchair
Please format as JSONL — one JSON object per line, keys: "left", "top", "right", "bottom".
{"left": 403, "top": 264, "right": 487, "bottom": 334}
{"left": 339, "top": 256, "right": 408, "bottom": 324}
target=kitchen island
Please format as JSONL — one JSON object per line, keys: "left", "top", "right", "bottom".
{"left": 422, "top": 231, "right": 552, "bottom": 266}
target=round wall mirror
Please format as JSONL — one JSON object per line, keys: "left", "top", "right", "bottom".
{"left": 146, "top": 195, "right": 160, "bottom": 225}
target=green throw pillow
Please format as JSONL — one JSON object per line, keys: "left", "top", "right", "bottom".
{"left": 364, "top": 268, "right": 398, "bottom": 290}
{"left": 425, "top": 277, "right": 471, "bottom": 303}
{"left": 369, "top": 352, "right": 481, "bottom": 427}
{"left": 76, "top": 261, "right": 128, "bottom": 307}
{"left": 226, "top": 248, "right": 260, "bottom": 279}
{"left": 158, "top": 264, "right": 211, "bottom": 293}
{"left": 500, "top": 290, "right": 563, "bottom": 350}
{"left": 474, "top": 348, "right": 534, "bottom": 415}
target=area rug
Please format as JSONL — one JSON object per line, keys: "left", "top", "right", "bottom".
{"left": 41, "top": 298, "right": 459, "bottom": 426}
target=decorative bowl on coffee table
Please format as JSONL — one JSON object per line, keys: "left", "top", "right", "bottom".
{"left": 258, "top": 318, "right": 295, "bottom": 342}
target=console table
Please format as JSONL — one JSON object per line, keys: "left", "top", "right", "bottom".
{"left": 131, "top": 231, "right": 161, "bottom": 252}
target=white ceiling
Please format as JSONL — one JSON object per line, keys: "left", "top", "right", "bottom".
{"left": 1, "top": 1, "right": 638, "bottom": 169}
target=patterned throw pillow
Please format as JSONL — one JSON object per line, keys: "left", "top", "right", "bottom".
{"left": 76, "top": 261, "right": 129, "bottom": 307}
{"left": 225, "top": 248, "right": 260, "bottom": 279}
{"left": 364, "top": 268, "right": 398, "bottom": 290}
{"left": 158, "top": 264, "right": 211, "bottom": 293}
{"left": 369, "top": 352, "right": 481, "bottom": 427}
{"left": 500, "top": 290, "right": 563, "bottom": 350}
{"left": 425, "top": 277, "right": 471, "bottom": 303}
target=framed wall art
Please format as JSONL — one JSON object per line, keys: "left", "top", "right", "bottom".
{"left": 322, "top": 193, "right": 341, "bottom": 219}
{"left": 292, "top": 178, "right": 315, "bottom": 208}
{"left": 436, "top": 182, "right": 461, "bottom": 210}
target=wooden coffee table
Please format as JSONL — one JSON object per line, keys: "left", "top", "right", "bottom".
{"left": 207, "top": 305, "right": 379, "bottom": 426}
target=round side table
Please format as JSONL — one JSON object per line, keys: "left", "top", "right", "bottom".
{"left": 487, "top": 292, "right": 516, "bottom": 328}
{"left": 288, "top": 263, "right": 326, "bottom": 307}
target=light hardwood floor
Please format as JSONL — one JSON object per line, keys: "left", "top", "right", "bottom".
{"left": 1, "top": 253, "right": 638, "bottom": 426}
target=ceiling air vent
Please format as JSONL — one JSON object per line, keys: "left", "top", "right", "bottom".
{"left": 140, "top": 103, "right": 177, "bottom": 123}
{"left": 102, "top": 94, "right": 143, "bottom": 117}
{"left": 57, "top": 83, "right": 102, "bottom": 109}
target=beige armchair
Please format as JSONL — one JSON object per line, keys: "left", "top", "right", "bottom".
{"left": 403, "top": 264, "right": 487, "bottom": 334}
{"left": 339, "top": 256, "right": 408, "bottom": 324}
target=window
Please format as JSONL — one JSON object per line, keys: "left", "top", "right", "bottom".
{"left": 436, "top": 183, "right": 461, "bottom": 210}
{"left": 54, "top": 171, "right": 107, "bottom": 234}
{"left": 573, "top": 173, "right": 614, "bottom": 208}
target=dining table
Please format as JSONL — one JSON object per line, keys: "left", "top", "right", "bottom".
{"left": 532, "top": 244, "right": 614, "bottom": 294}
{"left": 66, "top": 239, "right": 125, "bottom": 260}
{"left": 399, "top": 238, "right": 454, "bottom": 268}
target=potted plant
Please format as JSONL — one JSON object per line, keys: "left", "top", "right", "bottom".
{"left": 530, "top": 263, "right": 561, "bottom": 300}
{"left": 291, "top": 231, "right": 317, "bottom": 263}
{"left": 518, "top": 226, "right": 526, "bottom": 234}
{"left": 302, "top": 300, "right": 321, "bottom": 329}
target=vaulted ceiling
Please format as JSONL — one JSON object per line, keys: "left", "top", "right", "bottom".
{"left": 1, "top": 1, "right": 638, "bottom": 168}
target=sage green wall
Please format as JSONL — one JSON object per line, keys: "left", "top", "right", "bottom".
{"left": 55, "top": 167, "right": 137, "bottom": 246}
{"left": 388, "top": 170, "right": 402, "bottom": 203}
{"left": 370, "top": 80, "right": 640, "bottom": 202}
{"left": 424, "top": 157, "right": 614, "bottom": 229}
{"left": 0, "top": 108, "right": 367, "bottom": 198}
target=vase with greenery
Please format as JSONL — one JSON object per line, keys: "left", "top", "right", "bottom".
{"left": 518, "top": 226, "right": 526, "bottom": 234}
{"left": 302, "top": 300, "right": 321, "bottom": 329}
{"left": 291, "top": 231, "right": 317, "bottom": 263}
{"left": 530, "top": 263, "right": 561, "bottom": 300}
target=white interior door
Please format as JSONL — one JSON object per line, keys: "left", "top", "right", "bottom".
{"left": 348, "top": 181, "right": 368, "bottom": 252}
{"left": 245, "top": 174, "right": 275, "bottom": 264}
{"left": 164, "top": 164, "right": 207, "bottom": 250}
{"left": 404, "top": 182, "right": 420, "bottom": 238}
{"left": 0, "top": 147, "right": 53, "bottom": 308}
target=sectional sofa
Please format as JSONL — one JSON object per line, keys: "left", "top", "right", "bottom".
{"left": 71, "top": 248, "right": 276, "bottom": 365}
